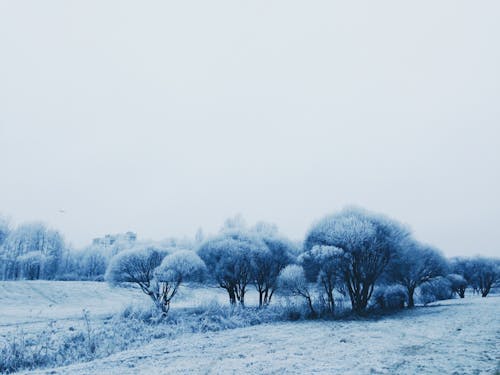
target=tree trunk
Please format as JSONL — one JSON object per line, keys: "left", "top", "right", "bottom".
{"left": 407, "top": 286, "right": 415, "bottom": 308}
{"left": 306, "top": 296, "right": 316, "bottom": 317}
{"left": 458, "top": 287, "right": 465, "bottom": 298}
{"left": 228, "top": 288, "right": 237, "bottom": 305}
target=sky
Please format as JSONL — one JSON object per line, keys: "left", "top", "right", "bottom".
{"left": 0, "top": 1, "right": 499, "bottom": 257}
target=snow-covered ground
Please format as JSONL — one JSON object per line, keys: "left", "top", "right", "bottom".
{"left": 5, "top": 281, "right": 498, "bottom": 375}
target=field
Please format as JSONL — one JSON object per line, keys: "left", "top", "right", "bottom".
{"left": 1, "top": 282, "right": 499, "bottom": 374}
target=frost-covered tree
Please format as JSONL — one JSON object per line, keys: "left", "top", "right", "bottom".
{"left": 450, "top": 258, "right": 475, "bottom": 296}
{"left": 446, "top": 273, "right": 468, "bottom": 298}
{"left": 251, "top": 229, "right": 295, "bottom": 307}
{"left": 0, "top": 217, "right": 9, "bottom": 247}
{"left": 300, "top": 245, "right": 345, "bottom": 314}
{"left": 17, "top": 251, "right": 44, "bottom": 280}
{"left": 304, "top": 207, "right": 409, "bottom": 313}
{"left": 153, "top": 251, "right": 206, "bottom": 313}
{"left": 469, "top": 257, "right": 500, "bottom": 297}
{"left": 0, "top": 222, "right": 65, "bottom": 280}
{"left": 452, "top": 257, "right": 500, "bottom": 297}
{"left": 74, "top": 247, "right": 108, "bottom": 280}
{"left": 278, "top": 265, "right": 316, "bottom": 316}
{"left": 386, "top": 240, "right": 448, "bottom": 307}
{"left": 105, "top": 246, "right": 168, "bottom": 304}
{"left": 198, "top": 231, "right": 261, "bottom": 306}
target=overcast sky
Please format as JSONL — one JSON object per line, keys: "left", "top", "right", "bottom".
{"left": 1, "top": 1, "right": 499, "bottom": 257}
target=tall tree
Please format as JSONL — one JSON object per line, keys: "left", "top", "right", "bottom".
{"left": 304, "top": 207, "right": 409, "bottom": 313}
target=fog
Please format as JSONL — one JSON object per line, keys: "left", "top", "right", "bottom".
{"left": 1, "top": 0, "right": 499, "bottom": 256}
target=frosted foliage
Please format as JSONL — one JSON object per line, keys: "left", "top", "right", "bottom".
{"left": 0, "top": 222, "right": 65, "bottom": 280}
{"left": 155, "top": 251, "right": 206, "bottom": 283}
{"left": 198, "top": 231, "right": 262, "bottom": 306}
{"left": 278, "top": 265, "right": 316, "bottom": 315}
{"left": 105, "top": 246, "right": 167, "bottom": 286}
{"left": 386, "top": 240, "right": 448, "bottom": 307}
{"left": 304, "top": 207, "right": 410, "bottom": 312}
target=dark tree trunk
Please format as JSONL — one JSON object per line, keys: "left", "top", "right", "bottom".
{"left": 458, "top": 287, "right": 465, "bottom": 298}
{"left": 407, "top": 286, "right": 415, "bottom": 308}
{"left": 228, "top": 288, "right": 237, "bottom": 305}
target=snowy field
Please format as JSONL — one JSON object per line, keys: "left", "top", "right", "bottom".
{"left": 1, "top": 282, "right": 499, "bottom": 374}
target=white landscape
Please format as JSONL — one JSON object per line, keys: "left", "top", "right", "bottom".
{"left": 0, "top": 282, "right": 498, "bottom": 375}
{"left": 1, "top": 0, "right": 500, "bottom": 374}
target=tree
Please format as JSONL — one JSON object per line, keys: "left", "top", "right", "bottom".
{"left": 386, "top": 240, "right": 448, "bottom": 307}
{"left": 450, "top": 258, "right": 475, "bottom": 296}
{"left": 278, "top": 265, "right": 316, "bottom": 316}
{"left": 17, "top": 251, "right": 44, "bottom": 280}
{"left": 251, "top": 234, "right": 295, "bottom": 307}
{"left": 300, "top": 245, "right": 345, "bottom": 314}
{"left": 446, "top": 273, "right": 467, "bottom": 298}
{"left": 304, "top": 207, "right": 410, "bottom": 313}
{"left": 105, "top": 246, "right": 168, "bottom": 305}
{"left": 154, "top": 251, "right": 206, "bottom": 313}
{"left": 469, "top": 257, "right": 500, "bottom": 297}
{"left": 198, "top": 231, "right": 261, "bottom": 306}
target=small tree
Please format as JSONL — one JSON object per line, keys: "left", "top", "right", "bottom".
{"left": 446, "top": 273, "right": 467, "bottom": 298}
{"left": 469, "top": 257, "right": 500, "bottom": 297}
{"left": 198, "top": 231, "right": 261, "bottom": 306}
{"left": 301, "top": 245, "right": 345, "bottom": 314}
{"left": 251, "top": 235, "right": 295, "bottom": 307}
{"left": 105, "top": 246, "right": 168, "bottom": 305}
{"left": 278, "top": 265, "right": 316, "bottom": 316}
{"left": 386, "top": 240, "right": 448, "bottom": 308}
{"left": 154, "top": 251, "right": 206, "bottom": 313}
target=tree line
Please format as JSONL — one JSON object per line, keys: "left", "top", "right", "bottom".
{"left": 105, "top": 208, "right": 499, "bottom": 315}
{"left": 1, "top": 209, "right": 498, "bottom": 316}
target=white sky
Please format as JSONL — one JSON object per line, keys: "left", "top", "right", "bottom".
{"left": 1, "top": 0, "right": 499, "bottom": 257}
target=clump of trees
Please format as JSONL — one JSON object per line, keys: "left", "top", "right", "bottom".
{"left": 197, "top": 224, "right": 296, "bottom": 307}
{"left": 0, "top": 222, "right": 65, "bottom": 280}
{"left": 451, "top": 257, "right": 500, "bottom": 297}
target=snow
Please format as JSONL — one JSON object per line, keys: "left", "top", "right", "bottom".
{"left": 0, "top": 281, "right": 147, "bottom": 327}
{"left": 10, "top": 290, "right": 499, "bottom": 375}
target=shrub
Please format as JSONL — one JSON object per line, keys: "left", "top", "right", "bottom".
{"left": 418, "top": 277, "right": 453, "bottom": 305}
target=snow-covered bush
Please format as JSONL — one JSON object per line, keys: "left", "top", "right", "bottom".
{"left": 418, "top": 277, "right": 453, "bottom": 305}
{"left": 278, "top": 265, "right": 316, "bottom": 316}
{"left": 373, "top": 285, "right": 407, "bottom": 310}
